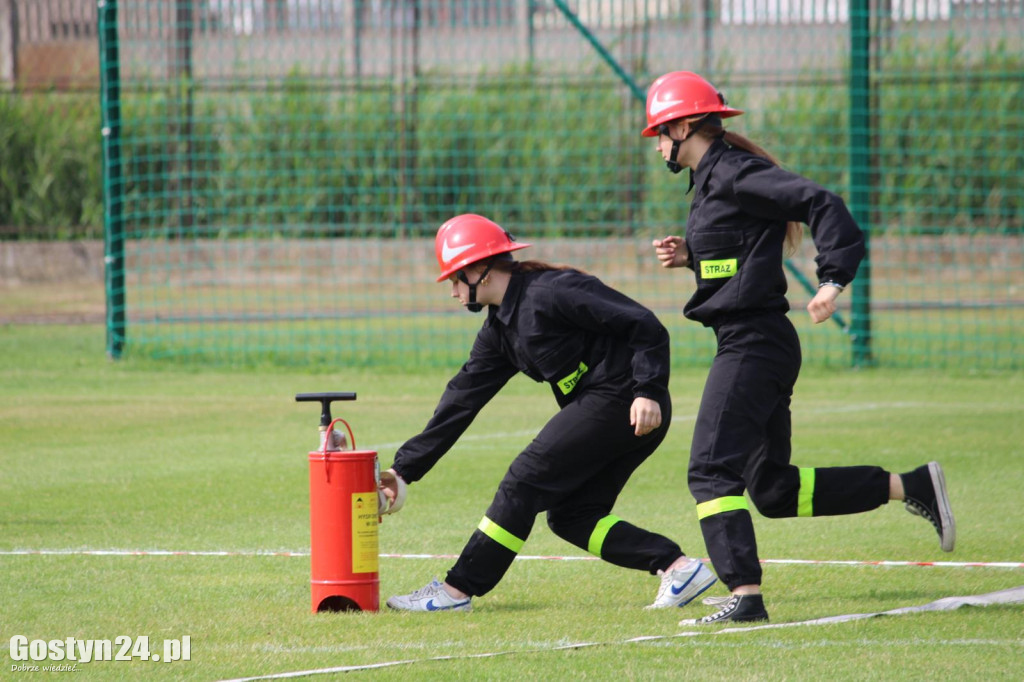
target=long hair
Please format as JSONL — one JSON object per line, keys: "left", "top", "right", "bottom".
{"left": 512, "top": 260, "right": 584, "bottom": 274}
{"left": 488, "top": 256, "right": 586, "bottom": 275}
{"left": 696, "top": 119, "right": 803, "bottom": 257}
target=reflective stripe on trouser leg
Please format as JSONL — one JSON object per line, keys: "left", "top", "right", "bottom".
{"left": 586, "top": 515, "right": 622, "bottom": 557}
{"left": 797, "top": 467, "right": 815, "bottom": 517}
{"left": 445, "top": 516, "right": 529, "bottom": 597}
{"left": 695, "top": 496, "right": 760, "bottom": 589}
{"left": 477, "top": 516, "right": 526, "bottom": 553}
{"left": 699, "top": 508, "right": 761, "bottom": 590}
{"left": 810, "top": 466, "right": 891, "bottom": 516}
{"left": 548, "top": 508, "right": 682, "bottom": 573}
{"left": 696, "top": 495, "right": 749, "bottom": 520}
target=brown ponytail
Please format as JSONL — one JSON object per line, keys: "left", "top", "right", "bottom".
{"left": 485, "top": 257, "right": 586, "bottom": 275}
{"left": 512, "top": 260, "right": 585, "bottom": 274}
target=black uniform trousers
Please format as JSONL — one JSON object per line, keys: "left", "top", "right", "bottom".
{"left": 446, "top": 391, "right": 683, "bottom": 597}
{"left": 689, "top": 312, "right": 890, "bottom": 590}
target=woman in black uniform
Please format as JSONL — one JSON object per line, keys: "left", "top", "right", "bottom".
{"left": 642, "top": 71, "right": 956, "bottom": 625}
{"left": 379, "top": 213, "right": 715, "bottom": 612}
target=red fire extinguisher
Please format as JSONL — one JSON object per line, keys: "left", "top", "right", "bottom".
{"left": 295, "top": 392, "right": 380, "bottom": 612}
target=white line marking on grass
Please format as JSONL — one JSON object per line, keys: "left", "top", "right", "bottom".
{"left": 3, "top": 549, "right": 1022, "bottom": 568}
{"left": 0, "top": 549, "right": 311, "bottom": 557}
{"left": 758, "top": 558, "right": 1024, "bottom": 569}
{"left": 255, "top": 636, "right": 1020, "bottom": 657}
{"left": 215, "top": 586, "right": 1024, "bottom": 681}
{"left": 628, "top": 637, "right": 1022, "bottom": 651}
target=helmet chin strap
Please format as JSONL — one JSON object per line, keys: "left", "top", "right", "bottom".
{"left": 663, "top": 114, "right": 716, "bottom": 177}
{"left": 666, "top": 138, "right": 685, "bottom": 175}
{"left": 457, "top": 260, "right": 497, "bottom": 313}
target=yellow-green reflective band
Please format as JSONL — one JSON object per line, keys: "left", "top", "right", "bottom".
{"left": 557, "top": 361, "right": 589, "bottom": 395}
{"left": 798, "top": 467, "right": 815, "bottom": 517}
{"left": 696, "top": 496, "right": 749, "bottom": 520}
{"left": 478, "top": 516, "right": 525, "bottom": 554}
{"left": 587, "top": 515, "right": 622, "bottom": 557}
{"left": 700, "top": 258, "right": 738, "bottom": 279}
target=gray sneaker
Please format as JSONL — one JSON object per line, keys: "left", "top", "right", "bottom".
{"left": 646, "top": 558, "right": 717, "bottom": 609}
{"left": 386, "top": 579, "right": 472, "bottom": 612}
{"left": 901, "top": 461, "right": 955, "bottom": 552}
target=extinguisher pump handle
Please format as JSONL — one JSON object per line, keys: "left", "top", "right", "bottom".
{"left": 295, "top": 392, "right": 357, "bottom": 427}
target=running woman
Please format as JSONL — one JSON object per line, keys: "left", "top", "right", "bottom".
{"left": 642, "top": 71, "right": 955, "bottom": 625}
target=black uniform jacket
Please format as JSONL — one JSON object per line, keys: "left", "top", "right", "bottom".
{"left": 391, "top": 268, "right": 671, "bottom": 483}
{"left": 683, "top": 138, "right": 866, "bottom": 326}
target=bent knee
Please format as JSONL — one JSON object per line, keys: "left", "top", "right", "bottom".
{"left": 546, "top": 508, "right": 584, "bottom": 537}
{"left": 750, "top": 495, "right": 793, "bottom": 519}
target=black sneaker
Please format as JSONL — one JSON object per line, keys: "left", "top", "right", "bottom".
{"left": 679, "top": 594, "right": 769, "bottom": 626}
{"left": 901, "top": 461, "right": 956, "bottom": 552}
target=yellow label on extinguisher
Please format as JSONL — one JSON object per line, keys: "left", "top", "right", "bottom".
{"left": 351, "top": 492, "right": 379, "bottom": 574}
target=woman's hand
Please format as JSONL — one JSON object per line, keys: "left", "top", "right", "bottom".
{"left": 652, "top": 236, "right": 689, "bottom": 269}
{"left": 807, "top": 285, "right": 842, "bottom": 323}
{"left": 378, "top": 469, "right": 407, "bottom": 516}
{"left": 630, "top": 397, "right": 663, "bottom": 436}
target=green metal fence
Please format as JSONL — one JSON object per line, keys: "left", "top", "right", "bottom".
{"left": 89, "top": 0, "right": 1023, "bottom": 368}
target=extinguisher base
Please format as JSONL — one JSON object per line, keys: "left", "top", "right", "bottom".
{"left": 314, "top": 595, "right": 362, "bottom": 613}
{"left": 311, "top": 580, "right": 380, "bottom": 613}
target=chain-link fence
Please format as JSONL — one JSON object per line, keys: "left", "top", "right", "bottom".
{"left": 2, "top": 0, "right": 1021, "bottom": 368}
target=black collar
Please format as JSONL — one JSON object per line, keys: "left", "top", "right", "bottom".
{"left": 493, "top": 270, "right": 524, "bottom": 326}
{"left": 690, "top": 137, "right": 730, "bottom": 195}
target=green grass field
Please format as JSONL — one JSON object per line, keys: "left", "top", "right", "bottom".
{"left": 1, "top": 324, "right": 1022, "bottom": 681}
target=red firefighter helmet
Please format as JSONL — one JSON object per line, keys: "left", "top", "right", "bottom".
{"left": 641, "top": 71, "right": 743, "bottom": 137}
{"left": 434, "top": 214, "right": 532, "bottom": 282}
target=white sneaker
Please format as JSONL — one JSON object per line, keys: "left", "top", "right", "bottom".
{"left": 646, "top": 558, "right": 717, "bottom": 609}
{"left": 386, "top": 579, "right": 472, "bottom": 612}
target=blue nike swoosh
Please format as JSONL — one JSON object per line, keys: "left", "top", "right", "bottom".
{"left": 425, "top": 598, "right": 467, "bottom": 611}
{"left": 670, "top": 578, "right": 693, "bottom": 596}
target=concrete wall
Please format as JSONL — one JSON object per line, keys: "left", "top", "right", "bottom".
{"left": 3, "top": 235, "right": 1020, "bottom": 288}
